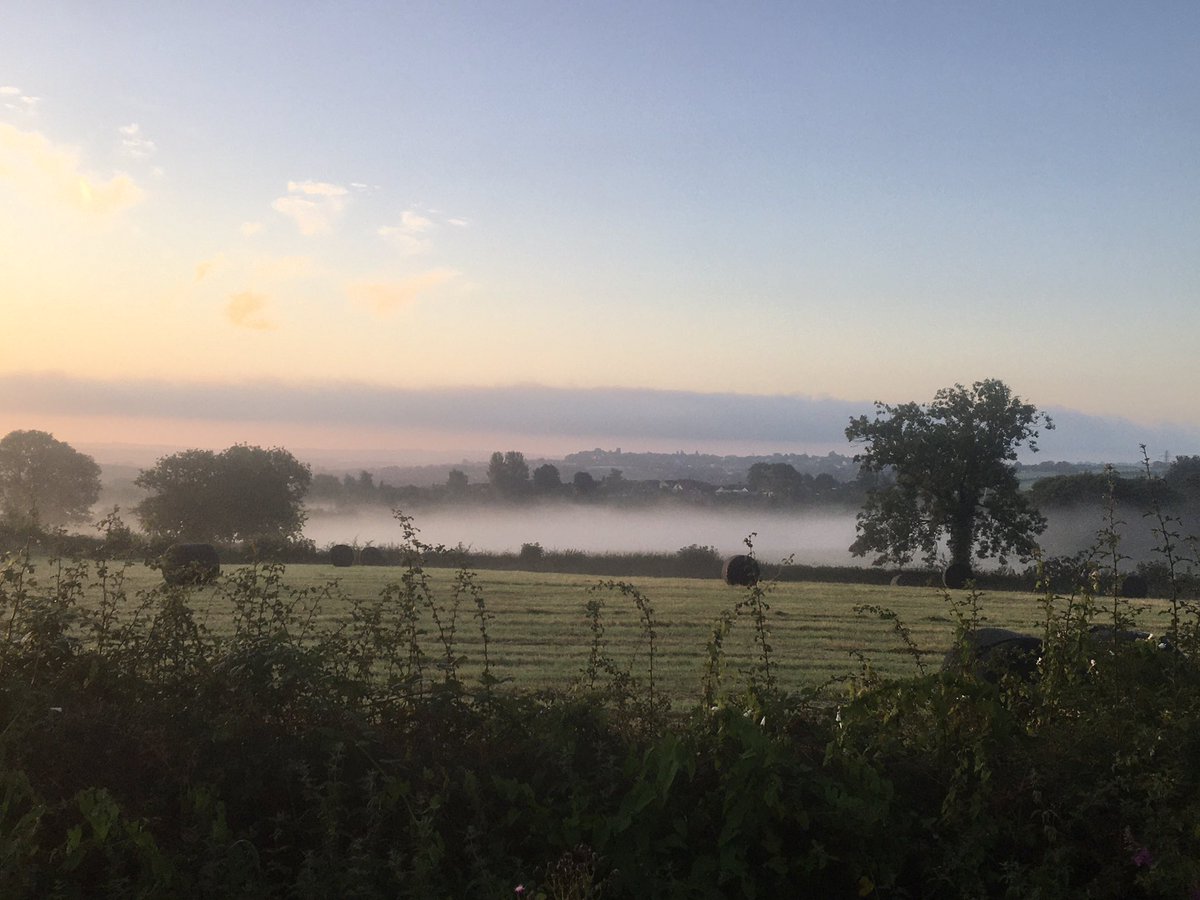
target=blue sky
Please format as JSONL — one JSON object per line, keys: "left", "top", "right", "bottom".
{"left": 2, "top": 2, "right": 1197, "bottom": 462}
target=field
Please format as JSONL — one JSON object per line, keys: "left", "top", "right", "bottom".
{"left": 7, "top": 550, "right": 1199, "bottom": 897}
{"left": 67, "top": 558, "right": 1178, "bottom": 703}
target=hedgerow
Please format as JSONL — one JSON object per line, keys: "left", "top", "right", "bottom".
{"left": 0, "top": 503, "right": 1197, "bottom": 898}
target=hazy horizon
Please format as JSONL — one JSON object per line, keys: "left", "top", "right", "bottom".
{"left": 9, "top": 377, "right": 1196, "bottom": 471}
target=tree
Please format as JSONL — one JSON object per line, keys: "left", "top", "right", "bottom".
{"left": 845, "top": 379, "right": 1052, "bottom": 571}
{"left": 487, "top": 451, "right": 530, "bottom": 499}
{"left": 1165, "top": 455, "right": 1200, "bottom": 504}
{"left": 135, "top": 444, "right": 311, "bottom": 542}
{"left": 0, "top": 430, "right": 102, "bottom": 528}
{"left": 446, "top": 468, "right": 469, "bottom": 497}
{"left": 572, "top": 471, "right": 597, "bottom": 497}
{"left": 747, "top": 462, "right": 807, "bottom": 500}
{"left": 531, "top": 463, "right": 562, "bottom": 495}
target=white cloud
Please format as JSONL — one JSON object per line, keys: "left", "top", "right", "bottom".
{"left": 347, "top": 269, "right": 458, "bottom": 314}
{"left": 0, "top": 86, "right": 38, "bottom": 114}
{"left": 378, "top": 226, "right": 431, "bottom": 256}
{"left": 118, "top": 123, "right": 156, "bottom": 160}
{"left": 240, "top": 220, "right": 263, "bottom": 237}
{"left": 0, "top": 123, "right": 142, "bottom": 215}
{"left": 447, "top": 217, "right": 469, "bottom": 227}
{"left": 401, "top": 210, "right": 433, "bottom": 232}
{"left": 286, "top": 180, "right": 347, "bottom": 197}
{"left": 226, "top": 291, "right": 276, "bottom": 330}
{"left": 272, "top": 180, "right": 348, "bottom": 235}
{"left": 378, "top": 208, "right": 442, "bottom": 256}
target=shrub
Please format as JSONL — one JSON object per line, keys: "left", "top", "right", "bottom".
{"left": 160, "top": 543, "right": 220, "bottom": 586}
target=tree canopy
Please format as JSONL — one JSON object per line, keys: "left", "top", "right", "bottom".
{"left": 487, "top": 451, "right": 530, "bottom": 499}
{"left": 0, "top": 430, "right": 102, "bottom": 528}
{"left": 135, "top": 445, "right": 311, "bottom": 543}
{"left": 845, "top": 379, "right": 1052, "bottom": 571}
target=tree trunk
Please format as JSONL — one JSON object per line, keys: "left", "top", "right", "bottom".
{"left": 948, "top": 497, "right": 975, "bottom": 571}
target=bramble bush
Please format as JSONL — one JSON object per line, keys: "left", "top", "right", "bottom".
{"left": 0, "top": 496, "right": 1197, "bottom": 897}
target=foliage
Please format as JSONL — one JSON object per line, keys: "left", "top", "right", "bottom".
{"left": 135, "top": 444, "right": 311, "bottom": 543}
{"left": 532, "top": 463, "right": 563, "bottom": 495}
{"left": 846, "top": 378, "right": 1052, "bottom": 570}
{"left": 572, "top": 471, "right": 597, "bottom": 497}
{"left": 1, "top": 496, "right": 1198, "bottom": 897}
{"left": 0, "top": 430, "right": 101, "bottom": 529}
{"left": 1027, "top": 470, "right": 1179, "bottom": 509}
{"left": 488, "top": 451, "right": 531, "bottom": 499}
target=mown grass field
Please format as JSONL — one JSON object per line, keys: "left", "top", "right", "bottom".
{"left": 64, "top": 558, "right": 1178, "bottom": 703}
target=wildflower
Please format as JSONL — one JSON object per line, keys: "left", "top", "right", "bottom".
{"left": 514, "top": 886, "right": 526, "bottom": 897}
{"left": 857, "top": 874, "right": 875, "bottom": 896}
{"left": 1132, "top": 847, "right": 1153, "bottom": 867}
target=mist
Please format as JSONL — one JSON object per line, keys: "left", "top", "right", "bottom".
{"left": 304, "top": 503, "right": 1199, "bottom": 570}
{"left": 305, "top": 505, "right": 863, "bottom": 565}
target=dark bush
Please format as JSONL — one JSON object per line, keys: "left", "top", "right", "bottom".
{"left": 1120, "top": 572, "right": 1149, "bottom": 598}
{"left": 942, "top": 627, "right": 1043, "bottom": 682}
{"left": 359, "top": 545, "right": 385, "bottom": 566}
{"left": 160, "top": 543, "right": 220, "bottom": 585}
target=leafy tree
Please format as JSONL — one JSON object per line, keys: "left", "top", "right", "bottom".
{"left": 0, "top": 430, "right": 102, "bottom": 528}
{"left": 1165, "top": 455, "right": 1200, "bottom": 503}
{"left": 135, "top": 445, "right": 311, "bottom": 542}
{"left": 845, "top": 379, "right": 1052, "bottom": 571}
{"left": 446, "top": 468, "right": 469, "bottom": 496}
{"left": 532, "top": 463, "right": 562, "bottom": 495}
{"left": 487, "top": 451, "right": 529, "bottom": 499}
{"left": 572, "top": 471, "right": 597, "bottom": 496}
{"left": 747, "top": 462, "right": 811, "bottom": 500}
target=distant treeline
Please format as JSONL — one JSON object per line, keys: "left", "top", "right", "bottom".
{"left": 1027, "top": 455, "right": 1200, "bottom": 509}
{"left": 307, "top": 449, "right": 1192, "bottom": 514}
{"left": 307, "top": 454, "right": 872, "bottom": 510}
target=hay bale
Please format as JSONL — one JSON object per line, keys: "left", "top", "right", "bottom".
{"left": 722, "top": 554, "right": 760, "bottom": 587}
{"left": 359, "top": 545, "right": 385, "bottom": 566}
{"left": 162, "top": 543, "right": 220, "bottom": 586}
{"left": 943, "top": 627, "right": 1042, "bottom": 682}
{"left": 942, "top": 562, "right": 972, "bottom": 590}
{"left": 329, "top": 544, "right": 354, "bottom": 567}
{"left": 1120, "top": 573, "right": 1149, "bottom": 599}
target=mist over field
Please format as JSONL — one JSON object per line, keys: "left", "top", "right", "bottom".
{"left": 305, "top": 506, "right": 862, "bottom": 565}
{"left": 304, "top": 503, "right": 1195, "bottom": 569}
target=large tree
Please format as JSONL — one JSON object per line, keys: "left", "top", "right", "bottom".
{"left": 845, "top": 379, "right": 1052, "bottom": 572}
{"left": 487, "top": 451, "right": 530, "bottom": 499}
{"left": 135, "top": 445, "right": 311, "bottom": 542}
{"left": 0, "top": 430, "right": 102, "bottom": 528}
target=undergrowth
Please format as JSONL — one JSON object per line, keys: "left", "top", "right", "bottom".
{"left": 0, "top": 499, "right": 1197, "bottom": 898}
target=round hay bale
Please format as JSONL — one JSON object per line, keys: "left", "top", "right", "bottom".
{"left": 943, "top": 562, "right": 972, "bottom": 590}
{"left": 722, "top": 554, "right": 760, "bottom": 587}
{"left": 162, "top": 543, "right": 220, "bottom": 586}
{"left": 329, "top": 544, "right": 354, "bottom": 567}
{"left": 359, "top": 545, "right": 385, "bottom": 566}
{"left": 1120, "top": 573, "right": 1149, "bottom": 599}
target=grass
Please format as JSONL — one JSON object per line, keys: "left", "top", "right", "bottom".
{"left": 54, "top": 556, "right": 1181, "bottom": 703}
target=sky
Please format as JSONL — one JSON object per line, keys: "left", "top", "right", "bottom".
{"left": 2, "top": 2, "right": 1198, "bottom": 465}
